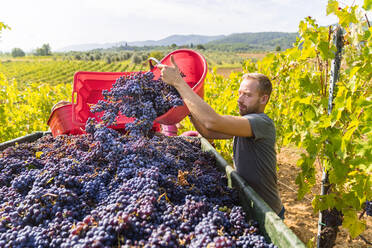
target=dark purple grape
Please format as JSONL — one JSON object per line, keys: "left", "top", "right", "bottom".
{"left": 365, "top": 200, "right": 372, "bottom": 217}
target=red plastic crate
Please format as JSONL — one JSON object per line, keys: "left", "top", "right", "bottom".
{"left": 71, "top": 49, "right": 207, "bottom": 130}
{"left": 72, "top": 71, "right": 135, "bottom": 129}
{"left": 47, "top": 104, "right": 84, "bottom": 137}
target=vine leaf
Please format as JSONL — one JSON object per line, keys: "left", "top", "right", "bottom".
{"left": 342, "top": 210, "right": 366, "bottom": 238}
{"left": 363, "top": 0, "right": 372, "bottom": 11}
{"left": 327, "top": 0, "right": 339, "bottom": 15}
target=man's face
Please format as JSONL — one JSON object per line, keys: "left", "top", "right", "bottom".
{"left": 237, "top": 78, "right": 264, "bottom": 116}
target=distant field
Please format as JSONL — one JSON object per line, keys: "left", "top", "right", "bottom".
{"left": 0, "top": 51, "right": 268, "bottom": 85}
{"left": 215, "top": 67, "right": 243, "bottom": 77}
{"left": 236, "top": 52, "right": 268, "bottom": 60}
{"left": 212, "top": 52, "right": 268, "bottom": 76}
{"left": 0, "top": 59, "right": 145, "bottom": 86}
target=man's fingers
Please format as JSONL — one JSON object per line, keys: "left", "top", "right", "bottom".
{"left": 156, "top": 64, "right": 166, "bottom": 69}
{"left": 170, "top": 55, "right": 179, "bottom": 69}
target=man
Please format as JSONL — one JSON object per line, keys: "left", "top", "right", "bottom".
{"left": 158, "top": 56, "right": 285, "bottom": 219}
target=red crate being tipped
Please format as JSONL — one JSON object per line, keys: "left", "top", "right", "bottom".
{"left": 71, "top": 49, "right": 207, "bottom": 132}
{"left": 153, "top": 49, "right": 208, "bottom": 125}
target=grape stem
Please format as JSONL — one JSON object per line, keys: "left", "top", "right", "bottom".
{"left": 359, "top": 235, "right": 372, "bottom": 246}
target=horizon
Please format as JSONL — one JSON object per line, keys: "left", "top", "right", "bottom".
{"left": 0, "top": 0, "right": 369, "bottom": 53}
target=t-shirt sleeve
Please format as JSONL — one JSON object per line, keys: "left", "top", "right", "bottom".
{"left": 243, "top": 114, "right": 274, "bottom": 141}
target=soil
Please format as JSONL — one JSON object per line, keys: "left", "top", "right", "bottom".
{"left": 277, "top": 146, "right": 372, "bottom": 248}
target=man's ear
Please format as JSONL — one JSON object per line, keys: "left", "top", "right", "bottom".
{"left": 261, "top": 95, "right": 269, "bottom": 105}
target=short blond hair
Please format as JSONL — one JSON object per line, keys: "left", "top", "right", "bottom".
{"left": 242, "top": 73, "right": 272, "bottom": 98}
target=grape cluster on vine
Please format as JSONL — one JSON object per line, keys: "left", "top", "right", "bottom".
{"left": 365, "top": 201, "right": 372, "bottom": 217}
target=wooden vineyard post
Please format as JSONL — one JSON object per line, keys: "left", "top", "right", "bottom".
{"left": 316, "top": 26, "right": 344, "bottom": 248}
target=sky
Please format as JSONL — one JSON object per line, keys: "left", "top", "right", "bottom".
{"left": 0, "top": 0, "right": 368, "bottom": 52}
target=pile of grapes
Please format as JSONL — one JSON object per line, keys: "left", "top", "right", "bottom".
{"left": 0, "top": 71, "right": 277, "bottom": 247}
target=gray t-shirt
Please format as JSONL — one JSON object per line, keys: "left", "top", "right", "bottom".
{"left": 233, "top": 113, "right": 283, "bottom": 214}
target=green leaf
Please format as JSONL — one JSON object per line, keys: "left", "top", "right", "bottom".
{"left": 299, "top": 95, "right": 312, "bottom": 104}
{"left": 337, "top": 6, "right": 359, "bottom": 27}
{"left": 318, "top": 41, "right": 335, "bottom": 60}
{"left": 336, "top": 107, "right": 345, "bottom": 121}
{"left": 296, "top": 172, "right": 312, "bottom": 200}
{"left": 295, "top": 155, "right": 316, "bottom": 199}
{"left": 329, "top": 160, "right": 349, "bottom": 184}
{"left": 344, "top": 120, "right": 359, "bottom": 141}
{"left": 346, "top": 96, "right": 352, "bottom": 113}
{"left": 342, "top": 210, "right": 366, "bottom": 238}
{"left": 318, "top": 115, "right": 332, "bottom": 128}
{"left": 342, "top": 192, "right": 363, "bottom": 209}
{"left": 363, "top": 0, "right": 372, "bottom": 10}
{"left": 327, "top": 0, "right": 339, "bottom": 15}
{"left": 349, "top": 66, "right": 360, "bottom": 79}
{"left": 300, "top": 45, "right": 317, "bottom": 59}
{"left": 312, "top": 193, "right": 338, "bottom": 212}
{"left": 304, "top": 107, "right": 316, "bottom": 122}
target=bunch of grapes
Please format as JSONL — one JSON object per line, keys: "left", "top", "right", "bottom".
{"left": 322, "top": 208, "right": 343, "bottom": 227}
{"left": 365, "top": 200, "right": 372, "bottom": 217}
{"left": 90, "top": 71, "right": 183, "bottom": 136}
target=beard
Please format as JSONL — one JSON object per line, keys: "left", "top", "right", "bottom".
{"left": 239, "top": 102, "right": 260, "bottom": 116}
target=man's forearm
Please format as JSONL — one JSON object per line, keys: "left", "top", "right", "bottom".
{"left": 189, "top": 115, "right": 204, "bottom": 133}
{"left": 189, "top": 115, "right": 211, "bottom": 138}
{"left": 189, "top": 115, "right": 233, "bottom": 139}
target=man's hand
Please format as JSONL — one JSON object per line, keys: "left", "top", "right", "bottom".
{"left": 157, "top": 55, "right": 184, "bottom": 87}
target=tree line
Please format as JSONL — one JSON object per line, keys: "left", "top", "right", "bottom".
{"left": 11, "top": 43, "right": 51, "bottom": 57}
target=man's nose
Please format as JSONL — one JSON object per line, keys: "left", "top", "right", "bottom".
{"left": 237, "top": 95, "right": 243, "bottom": 104}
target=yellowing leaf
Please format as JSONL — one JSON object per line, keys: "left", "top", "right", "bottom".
{"left": 342, "top": 210, "right": 366, "bottom": 238}
{"left": 363, "top": 0, "right": 372, "bottom": 11}
{"left": 327, "top": 0, "right": 339, "bottom": 15}
{"left": 35, "top": 151, "right": 43, "bottom": 158}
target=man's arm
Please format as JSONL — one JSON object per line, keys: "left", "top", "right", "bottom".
{"left": 189, "top": 115, "right": 233, "bottom": 139}
{"left": 158, "top": 56, "right": 253, "bottom": 138}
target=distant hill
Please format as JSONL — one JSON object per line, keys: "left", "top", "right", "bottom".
{"left": 56, "top": 42, "right": 124, "bottom": 52}
{"left": 56, "top": 32, "right": 297, "bottom": 52}
{"left": 128, "top": 34, "right": 226, "bottom": 47}
{"left": 205, "top": 32, "right": 298, "bottom": 51}
{"left": 56, "top": 34, "right": 225, "bottom": 52}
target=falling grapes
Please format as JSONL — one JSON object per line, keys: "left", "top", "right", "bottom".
{"left": 90, "top": 71, "right": 183, "bottom": 136}
{"left": 0, "top": 70, "right": 277, "bottom": 247}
